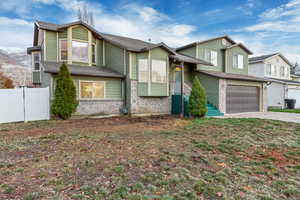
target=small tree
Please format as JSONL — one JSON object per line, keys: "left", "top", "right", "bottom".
{"left": 188, "top": 77, "right": 207, "bottom": 118}
{"left": 51, "top": 63, "right": 78, "bottom": 120}
{"left": 0, "top": 72, "right": 14, "bottom": 89}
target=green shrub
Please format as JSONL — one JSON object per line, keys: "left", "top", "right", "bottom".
{"left": 188, "top": 77, "right": 207, "bottom": 118}
{"left": 51, "top": 63, "right": 78, "bottom": 120}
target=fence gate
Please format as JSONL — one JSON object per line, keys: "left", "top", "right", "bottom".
{"left": 0, "top": 87, "right": 50, "bottom": 124}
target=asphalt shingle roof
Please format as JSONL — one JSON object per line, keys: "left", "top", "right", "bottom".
{"left": 43, "top": 62, "right": 124, "bottom": 78}
{"left": 249, "top": 53, "right": 278, "bottom": 63}
{"left": 198, "top": 70, "right": 269, "bottom": 82}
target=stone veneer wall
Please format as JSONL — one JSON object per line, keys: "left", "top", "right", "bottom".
{"left": 76, "top": 100, "right": 124, "bottom": 115}
{"left": 130, "top": 80, "right": 171, "bottom": 114}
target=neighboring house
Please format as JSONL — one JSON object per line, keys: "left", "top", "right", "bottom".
{"left": 27, "top": 20, "right": 210, "bottom": 116}
{"left": 249, "top": 53, "right": 300, "bottom": 108}
{"left": 176, "top": 36, "right": 268, "bottom": 114}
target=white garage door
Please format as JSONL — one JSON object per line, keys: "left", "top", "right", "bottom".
{"left": 288, "top": 88, "right": 300, "bottom": 108}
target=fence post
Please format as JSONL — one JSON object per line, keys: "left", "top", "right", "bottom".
{"left": 23, "top": 87, "right": 27, "bottom": 123}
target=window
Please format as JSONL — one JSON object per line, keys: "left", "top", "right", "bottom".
{"left": 92, "top": 43, "right": 96, "bottom": 64}
{"left": 32, "top": 52, "right": 41, "bottom": 71}
{"left": 233, "top": 54, "right": 244, "bottom": 69}
{"left": 72, "top": 40, "right": 88, "bottom": 63}
{"left": 80, "top": 81, "right": 105, "bottom": 99}
{"left": 266, "top": 64, "right": 272, "bottom": 75}
{"left": 280, "top": 66, "right": 285, "bottom": 77}
{"left": 204, "top": 49, "right": 218, "bottom": 66}
{"left": 271, "top": 65, "right": 277, "bottom": 75}
{"left": 59, "top": 39, "right": 68, "bottom": 61}
{"left": 138, "top": 59, "right": 149, "bottom": 82}
{"left": 285, "top": 67, "right": 289, "bottom": 77}
{"left": 152, "top": 60, "right": 167, "bottom": 83}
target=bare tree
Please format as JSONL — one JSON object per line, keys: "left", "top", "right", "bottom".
{"left": 77, "top": 4, "right": 94, "bottom": 27}
{"left": 291, "top": 62, "right": 300, "bottom": 75}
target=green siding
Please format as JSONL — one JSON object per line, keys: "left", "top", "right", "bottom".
{"left": 149, "top": 47, "right": 169, "bottom": 96}
{"left": 138, "top": 82, "right": 148, "bottom": 96}
{"left": 226, "top": 46, "right": 249, "bottom": 75}
{"left": 178, "top": 46, "right": 196, "bottom": 57}
{"left": 72, "top": 26, "right": 88, "bottom": 41}
{"left": 131, "top": 53, "right": 137, "bottom": 80}
{"left": 184, "top": 63, "right": 195, "bottom": 87}
{"left": 151, "top": 83, "right": 168, "bottom": 96}
{"left": 196, "top": 39, "right": 229, "bottom": 72}
{"left": 58, "top": 29, "right": 67, "bottom": 38}
{"left": 97, "top": 39, "right": 103, "bottom": 66}
{"left": 105, "top": 42, "right": 125, "bottom": 74}
{"left": 45, "top": 31, "right": 57, "bottom": 62}
{"left": 32, "top": 71, "right": 41, "bottom": 83}
{"left": 71, "top": 76, "right": 123, "bottom": 99}
{"left": 92, "top": 35, "right": 96, "bottom": 43}
{"left": 197, "top": 73, "right": 219, "bottom": 108}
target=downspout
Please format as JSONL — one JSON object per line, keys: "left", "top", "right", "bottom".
{"left": 181, "top": 61, "right": 185, "bottom": 117}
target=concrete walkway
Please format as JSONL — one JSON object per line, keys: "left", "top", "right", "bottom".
{"left": 216, "top": 112, "right": 300, "bottom": 123}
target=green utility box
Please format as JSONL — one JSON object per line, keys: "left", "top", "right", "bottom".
{"left": 171, "top": 95, "right": 189, "bottom": 117}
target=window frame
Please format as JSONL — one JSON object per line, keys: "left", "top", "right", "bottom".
{"left": 266, "top": 64, "right": 272, "bottom": 75}
{"left": 79, "top": 80, "right": 106, "bottom": 100}
{"left": 233, "top": 54, "right": 244, "bottom": 69}
{"left": 151, "top": 59, "right": 167, "bottom": 83}
{"left": 59, "top": 39, "right": 68, "bottom": 62}
{"left": 138, "top": 59, "right": 149, "bottom": 83}
{"left": 32, "top": 51, "right": 41, "bottom": 71}
{"left": 92, "top": 43, "right": 96, "bottom": 64}
{"left": 72, "top": 39, "right": 89, "bottom": 63}
{"left": 204, "top": 48, "right": 218, "bottom": 66}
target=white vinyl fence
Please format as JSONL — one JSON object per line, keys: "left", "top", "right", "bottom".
{"left": 0, "top": 87, "right": 50, "bottom": 124}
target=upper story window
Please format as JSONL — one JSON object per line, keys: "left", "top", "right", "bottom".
{"left": 80, "top": 81, "right": 105, "bottom": 99}
{"left": 59, "top": 39, "right": 68, "bottom": 61}
{"left": 72, "top": 40, "right": 88, "bottom": 63}
{"left": 32, "top": 52, "right": 41, "bottom": 71}
{"left": 92, "top": 43, "right": 96, "bottom": 64}
{"left": 204, "top": 49, "right": 218, "bottom": 66}
{"left": 233, "top": 54, "right": 244, "bottom": 69}
{"left": 152, "top": 60, "right": 167, "bottom": 83}
{"left": 266, "top": 64, "right": 277, "bottom": 76}
{"left": 280, "top": 66, "right": 285, "bottom": 77}
{"left": 138, "top": 59, "right": 149, "bottom": 82}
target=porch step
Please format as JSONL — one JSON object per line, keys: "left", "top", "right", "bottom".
{"left": 206, "top": 104, "right": 224, "bottom": 117}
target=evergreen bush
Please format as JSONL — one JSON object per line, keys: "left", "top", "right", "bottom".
{"left": 188, "top": 77, "right": 207, "bottom": 118}
{"left": 51, "top": 63, "right": 78, "bottom": 119}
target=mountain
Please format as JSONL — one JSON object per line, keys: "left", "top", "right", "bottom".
{"left": 0, "top": 49, "right": 32, "bottom": 87}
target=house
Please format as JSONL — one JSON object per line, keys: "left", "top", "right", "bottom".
{"left": 249, "top": 53, "right": 300, "bottom": 108}
{"left": 27, "top": 20, "right": 211, "bottom": 116}
{"left": 176, "top": 36, "right": 268, "bottom": 114}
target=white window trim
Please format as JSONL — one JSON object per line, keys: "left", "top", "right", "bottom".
{"left": 72, "top": 39, "right": 89, "bottom": 63}
{"left": 204, "top": 48, "right": 218, "bottom": 66}
{"left": 233, "top": 54, "right": 244, "bottom": 69}
{"left": 32, "top": 51, "right": 41, "bottom": 72}
{"left": 59, "top": 38, "right": 68, "bottom": 62}
{"left": 78, "top": 80, "right": 106, "bottom": 100}
{"left": 151, "top": 59, "right": 167, "bottom": 83}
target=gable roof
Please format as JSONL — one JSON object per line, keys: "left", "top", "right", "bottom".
{"left": 249, "top": 53, "right": 293, "bottom": 67}
{"left": 176, "top": 35, "right": 236, "bottom": 51}
{"left": 35, "top": 20, "right": 175, "bottom": 54}
{"left": 222, "top": 43, "right": 253, "bottom": 55}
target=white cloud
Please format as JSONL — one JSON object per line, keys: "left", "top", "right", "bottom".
{"left": 0, "top": 0, "right": 32, "bottom": 16}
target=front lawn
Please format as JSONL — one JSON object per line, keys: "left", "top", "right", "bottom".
{"left": 268, "top": 108, "right": 300, "bottom": 113}
{"left": 0, "top": 116, "right": 300, "bottom": 200}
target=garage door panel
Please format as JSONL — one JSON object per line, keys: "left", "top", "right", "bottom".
{"left": 226, "top": 85, "right": 259, "bottom": 113}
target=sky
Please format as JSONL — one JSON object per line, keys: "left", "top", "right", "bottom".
{"left": 0, "top": 0, "right": 299, "bottom": 64}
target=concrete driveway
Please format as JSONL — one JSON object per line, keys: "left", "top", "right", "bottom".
{"left": 217, "top": 112, "right": 300, "bottom": 123}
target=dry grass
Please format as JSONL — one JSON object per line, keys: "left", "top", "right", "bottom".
{"left": 0, "top": 116, "right": 299, "bottom": 200}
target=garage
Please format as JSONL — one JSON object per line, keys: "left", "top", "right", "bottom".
{"left": 288, "top": 87, "right": 300, "bottom": 108}
{"left": 226, "top": 85, "right": 260, "bottom": 113}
